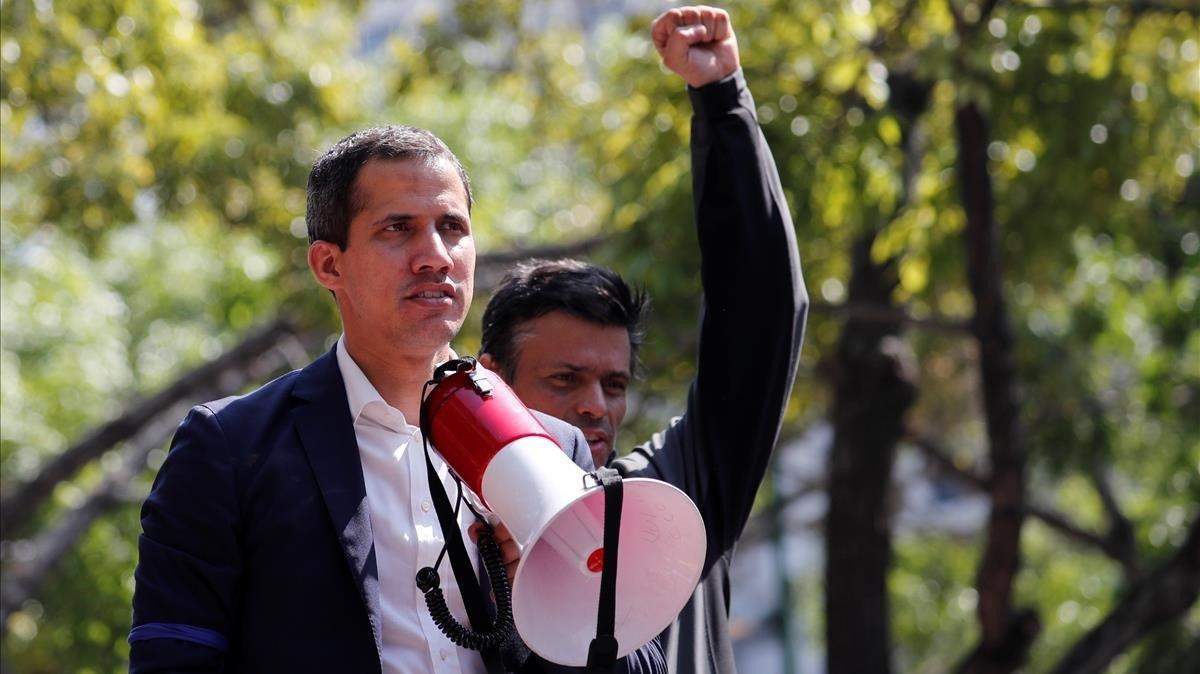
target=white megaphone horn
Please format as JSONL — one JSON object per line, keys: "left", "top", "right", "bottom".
{"left": 421, "top": 358, "right": 706, "bottom": 666}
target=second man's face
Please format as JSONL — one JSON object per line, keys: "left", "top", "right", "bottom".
{"left": 487, "top": 311, "right": 632, "bottom": 468}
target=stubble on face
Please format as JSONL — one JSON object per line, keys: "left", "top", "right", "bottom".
{"left": 500, "top": 312, "right": 632, "bottom": 467}
{"left": 336, "top": 157, "right": 476, "bottom": 364}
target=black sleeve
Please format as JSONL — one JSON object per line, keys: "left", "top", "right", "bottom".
{"left": 615, "top": 70, "right": 808, "bottom": 573}
{"left": 129, "top": 405, "right": 242, "bottom": 673}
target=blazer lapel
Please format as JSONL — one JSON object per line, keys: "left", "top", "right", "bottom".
{"left": 292, "top": 349, "right": 384, "bottom": 661}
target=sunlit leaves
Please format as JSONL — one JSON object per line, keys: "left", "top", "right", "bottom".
{"left": 2, "top": 0, "right": 1197, "bottom": 671}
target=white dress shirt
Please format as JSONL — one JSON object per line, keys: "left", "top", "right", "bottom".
{"left": 336, "top": 338, "right": 486, "bottom": 674}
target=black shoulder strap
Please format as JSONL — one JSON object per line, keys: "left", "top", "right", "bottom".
{"left": 424, "top": 449, "right": 505, "bottom": 674}
{"left": 586, "top": 467, "right": 624, "bottom": 674}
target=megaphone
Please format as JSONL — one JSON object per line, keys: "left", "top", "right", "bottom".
{"left": 422, "top": 359, "right": 706, "bottom": 666}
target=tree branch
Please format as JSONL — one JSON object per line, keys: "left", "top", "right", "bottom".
{"left": 476, "top": 234, "right": 605, "bottom": 268}
{"left": 811, "top": 300, "right": 972, "bottom": 334}
{"left": 1012, "top": 0, "right": 1200, "bottom": 15}
{"left": 947, "top": 0, "right": 968, "bottom": 35}
{"left": 975, "top": 0, "right": 1006, "bottom": 26}
{"left": 0, "top": 318, "right": 297, "bottom": 540}
{"left": 0, "top": 408, "right": 183, "bottom": 626}
{"left": 0, "top": 332, "right": 319, "bottom": 626}
{"left": 909, "top": 433, "right": 988, "bottom": 490}
{"left": 738, "top": 479, "right": 825, "bottom": 547}
{"left": 474, "top": 235, "right": 606, "bottom": 289}
{"left": 909, "top": 433, "right": 1145, "bottom": 575}
{"left": 1090, "top": 460, "right": 1139, "bottom": 575}
{"left": 1023, "top": 503, "right": 1117, "bottom": 556}
{"left": 867, "top": 0, "right": 922, "bottom": 54}
{"left": 1050, "top": 517, "right": 1200, "bottom": 674}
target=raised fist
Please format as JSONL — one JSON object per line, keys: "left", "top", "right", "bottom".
{"left": 651, "top": 5, "right": 740, "bottom": 88}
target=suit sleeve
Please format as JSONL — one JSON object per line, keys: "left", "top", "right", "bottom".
{"left": 534, "top": 409, "right": 594, "bottom": 470}
{"left": 614, "top": 70, "right": 808, "bottom": 573}
{"left": 129, "top": 405, "right": 242, "bottom": 673}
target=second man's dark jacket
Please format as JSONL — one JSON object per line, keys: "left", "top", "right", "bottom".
{"left": 612, "top": 70, "right": 808, "bottom": 674}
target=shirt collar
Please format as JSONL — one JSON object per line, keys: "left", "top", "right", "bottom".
{"left": 335, "top": 335, "right": 409, "bottom": 432}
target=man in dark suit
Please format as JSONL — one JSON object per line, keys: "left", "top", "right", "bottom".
{"left": 129, "top": 125, "right": 665, "bottom": 673}
{"left": 479, "top": 7, "right": 808, "bottom": 673}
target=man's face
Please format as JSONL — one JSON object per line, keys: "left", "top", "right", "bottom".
{"left": 484, "top": 311, "right": 631, "bottom": 468}
{"left": 310, "top": 157, "right": 474, "bottom": 360}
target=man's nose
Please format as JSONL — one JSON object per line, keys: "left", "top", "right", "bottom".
{"left": 575, "top": 383, "right": 607, "bottom": 420}
{"left": 411, "top": 226, "right": 453, "bottom": 274}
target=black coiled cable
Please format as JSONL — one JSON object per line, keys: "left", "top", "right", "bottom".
{"left": 415, "top": 523, "right": 515, "bottom": 651}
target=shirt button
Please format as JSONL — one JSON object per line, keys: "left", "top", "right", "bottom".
{"left": 439, "top": 648, "right": 449, "bottom": 661}
{"left": 421, "top": 501, "right": 431, "bottom": 513}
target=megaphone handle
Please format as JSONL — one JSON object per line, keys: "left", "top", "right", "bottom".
{"left": 585, "top": 468, "right": 625, "bottom": 674}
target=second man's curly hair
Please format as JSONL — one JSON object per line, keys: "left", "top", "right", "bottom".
{"left": 480, "top": 259, "right": 649, "bottom": 381}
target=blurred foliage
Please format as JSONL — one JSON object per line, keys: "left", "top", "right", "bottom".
{"left": 891, "top": 534, "right": 984, "bottom": 673}
{"left": 1, "top": 0, "right": 1197, "bottom": 671}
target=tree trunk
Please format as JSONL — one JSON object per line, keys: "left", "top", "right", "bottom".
{"left": 824, "top": 235, "right": 917, "bottom": 674}
{"left": 954, "top": 101, "right": 1039, "bottom": 674}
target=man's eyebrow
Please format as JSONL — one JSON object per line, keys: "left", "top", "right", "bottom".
{"left": 371, "top": 213, "right": 412, "bottom": 227}
{"left": 548, "top": 362, "right": 631, "bottom": 379}
{"left": 370, "top": 211, "right": 469, "bottom": 227}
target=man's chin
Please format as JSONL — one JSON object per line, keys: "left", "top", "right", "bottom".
{"left": 391, "top": 319, "right": 463, "bottom": 354}
{"left": 588, "top": 441, "right": 611, "bottom": 468}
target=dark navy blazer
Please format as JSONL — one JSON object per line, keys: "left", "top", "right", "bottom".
{"left": 129, "top": 348, "right": 662, "bottom": 673}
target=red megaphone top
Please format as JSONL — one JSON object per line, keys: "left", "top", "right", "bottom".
{"left": 422, "top": 361, "right": 559, "bottom": 498}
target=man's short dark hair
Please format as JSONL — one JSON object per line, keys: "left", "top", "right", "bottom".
{"left": 305, "top": 125, "right": 472, "bottom": 249}
{"left": 481, "top": 259, "right": 649, "bottom": 380}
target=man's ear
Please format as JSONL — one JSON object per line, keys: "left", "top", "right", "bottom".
{"left": 479, "top": 353, "right": 515, "bottom": 383}
{"left": 308, "top": 241, "right": 342, "bottom": 292}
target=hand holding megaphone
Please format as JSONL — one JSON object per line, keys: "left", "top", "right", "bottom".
{"left": 420, "top": 358, "right": 706, "bottom": 666}
{"left": 467, "top": 521, "right": 519, "bottom": 584}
